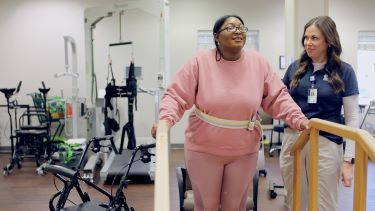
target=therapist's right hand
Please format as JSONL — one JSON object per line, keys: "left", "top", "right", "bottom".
{"left": 151, "top": 123, "right": 158, "bottom": 139}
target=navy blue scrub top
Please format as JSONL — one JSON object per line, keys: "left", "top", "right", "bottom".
{"left": 283, "top": 60, "right": 359, "bottom": 144}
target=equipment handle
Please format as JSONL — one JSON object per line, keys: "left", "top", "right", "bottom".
{"left": 109, "top": 41, "right": 132, "bottom": 47}
{"left": 43, "top": 164, "right": 76, "bottom": 178}
{"left": 15, "top": 81, "right": 22, "bottom": 94}
{"left": 139, "top": 143, "right": 156, "bottom": 149}
{"left": 91, "top": 135, "right": 114, "bottom": 142}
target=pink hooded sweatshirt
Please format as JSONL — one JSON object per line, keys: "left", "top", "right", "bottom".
{"left": 159, "top": 49, "right": 307, "bottom": 156}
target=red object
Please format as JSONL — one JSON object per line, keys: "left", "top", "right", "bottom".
{"left": 66, "top": 103, "right": 72, "bottom": 118}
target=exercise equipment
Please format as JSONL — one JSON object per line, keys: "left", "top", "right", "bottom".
{"left": 100, "top": 58, "right": 153, "bottom": 184}
{"left": 1, "top": 81, "right": 54, "bottom": 175}
{"left": 1, "top": 81, "right": 23, "bottom": 174}
{"left": 84, "top": 1, "right": 170, "bottom": 106}
{"left": 89, "top": 39, "right": 155, "bottom": 184}
{"left": 44, "top": 135, "right": 155, "bottom": 211}
{"left": 99, "top": 86, "right": 159, "bottom": 184}
{"left": 83, "top": 3, "right": 167, "bottom": 183}
{"left": 0, "top": 81, "right": 23, "bottom": 156}
{"left": 54, "top": 36, "right": 81, "bottom": 139}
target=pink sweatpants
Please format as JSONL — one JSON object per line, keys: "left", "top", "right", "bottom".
{"left": 185, "top": 149, "right": 258, "bottom": 211}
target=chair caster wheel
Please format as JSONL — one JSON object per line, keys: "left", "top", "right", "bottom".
{"left": 270, "top": 190, "right": 277, "bottom": 199}
{"left": 3, "top": 164, "right": 13, "bottom": 175}
{"left": 36, "top": 167, "right": 45, "bottom": 176}
{"left": 259, "top": 170, "right": 267, "bottom": 177}
{"left": 3, "top": 170, "right": 10, "bottom": 176}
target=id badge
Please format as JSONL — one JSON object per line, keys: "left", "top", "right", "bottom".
{"left": 308, "top": 88, "right": 317, "bottom": 104}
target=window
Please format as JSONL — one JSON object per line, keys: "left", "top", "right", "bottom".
{"left": 357, "top": 31, "right": 375, "bottom": 104}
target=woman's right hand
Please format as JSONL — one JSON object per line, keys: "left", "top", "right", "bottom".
{"left": 300, "top": 119, "right": 310, "bottom": 130}
{"left": 151, "top": 123, "right": 158, "bottom": 139}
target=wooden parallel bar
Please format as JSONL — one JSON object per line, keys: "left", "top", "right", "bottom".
{"left": 290, "top": 128, "right": 310, "bottom": 156}
{"left": 310, "top": 118, "right": 375, "bottom": 161}
{"left": 290, "top": 118, "right": 375, "bottom": 211}
{"left": 308, "top": 128, "right": 319, "bottom": 211}
{"left": 292, "top": 149, "right": 302, "bottom": 211}
{"left": 353, "top": 146, "right": 368, "bottom": 211}
{"left": 154, "top": 120, "right": 170, "bottom": 211}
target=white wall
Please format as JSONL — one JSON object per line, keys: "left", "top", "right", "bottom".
{"left": 0, "top": 0, "right": 285, "bottom": 146}
{"left": 168, "top": 0, "right": 285, "bottom": 144}
{"left": 0, "top": 0, "right": 374, "bottom": 147}
{"left": 0, "top": 0, "right": 159, "bottom": 147}
{"left": 329, "top": 0, "right": 375, "bottom": 70}
{"left": 169, "top": 0, "right": 285, "bottom": 76}
{"left": 0, "top": 0, "right": 86, "bottom": 147}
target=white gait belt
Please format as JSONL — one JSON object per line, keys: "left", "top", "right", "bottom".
{"left": 194, "top": 107, "right": 262, "bottom": 131}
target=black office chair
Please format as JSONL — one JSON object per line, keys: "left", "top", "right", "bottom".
{"left": 268, "top": 120, "right": 284, "bottom": 157}
{"left": 268, "top": 120, "right": 286, "bottom": 199}
{"left": 257, "top": 109, "right": 285, "bottom": 199}
{"left": 176, "top": 167, "right": 259, "bottom": 211}
{"left": 258, "top": 108, "right": 273, "bottom": 177}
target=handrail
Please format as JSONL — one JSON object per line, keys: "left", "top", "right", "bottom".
{"left": 154, "top": 120, "right": 170, "bottom": 211}
{"left": 290, "top": 118, "right": 375, "bottom": 211}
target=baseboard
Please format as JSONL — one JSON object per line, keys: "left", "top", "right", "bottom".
{"left": 0, "top": 146, "right": 11, "bottom": 154}
{"left": 0, "top": 144, "right": 185, "bottom": 154}
{"left": 170, "top": 143, "right": 184, "bottom": 149}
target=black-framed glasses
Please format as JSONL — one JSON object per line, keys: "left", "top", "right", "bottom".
{"left": 218, "top": 24, "right": 248, "bottom": 33}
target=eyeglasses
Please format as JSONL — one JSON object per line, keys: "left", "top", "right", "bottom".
{"left": 218, "top": 24, "right": 248, "bottom": 33}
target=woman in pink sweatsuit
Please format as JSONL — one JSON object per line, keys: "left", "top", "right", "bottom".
{"left": 151, "top": 15, "right": 308, "bottom": 211}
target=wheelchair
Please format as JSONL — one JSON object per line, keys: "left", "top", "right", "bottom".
{"left": 43, "top": 136, "right": 155, "bottom": 211}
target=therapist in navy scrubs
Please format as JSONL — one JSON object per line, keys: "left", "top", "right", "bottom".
{"left": 279, "top": 16, "right": 359, "bottom": 211}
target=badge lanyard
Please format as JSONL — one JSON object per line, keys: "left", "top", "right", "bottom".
{"left": 308, "top": 75, "right": 317, "bottom": 104}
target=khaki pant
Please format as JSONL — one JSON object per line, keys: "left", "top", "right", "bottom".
{"left": 279, "top": 128, "right": 343, "bottom": 211}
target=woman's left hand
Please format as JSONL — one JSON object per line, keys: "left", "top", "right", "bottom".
{"left": 340, "top": 161, "right": 353, "bottom": 187}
